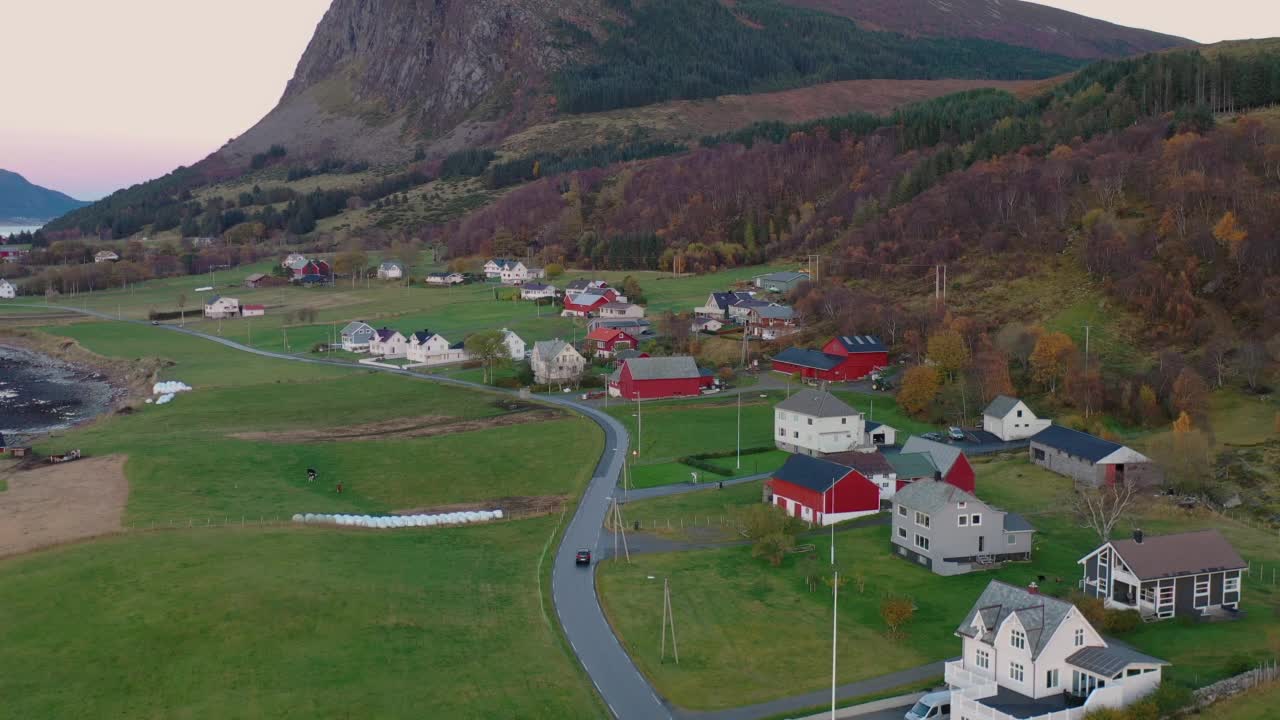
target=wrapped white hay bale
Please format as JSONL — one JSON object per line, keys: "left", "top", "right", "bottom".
{"left": 493, "top": 509, "right": 505, "bottom": 520}
{"left": 292, "top": 513, "right": 304, "bottom": 523}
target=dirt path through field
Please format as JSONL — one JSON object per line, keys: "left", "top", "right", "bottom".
{"left": 230, "top": 408, "right": 565, "bottom": 443}
{"left": 0, "top": 455, "right": 129, "bottom": 558}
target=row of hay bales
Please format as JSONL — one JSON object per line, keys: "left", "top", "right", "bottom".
{"left": 292, "top": 511, "right": 504, "bottom": 529}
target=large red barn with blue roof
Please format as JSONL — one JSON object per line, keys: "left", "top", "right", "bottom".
{"left": 771, "top": 335, "right": 888, "bottom": 382}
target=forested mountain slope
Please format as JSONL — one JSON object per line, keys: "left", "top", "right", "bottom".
{"left": 0, "top": 170, "right": 87, "bottom": 224}
{"left": 785, "top": 0, "right": 1190, "bottom": 59}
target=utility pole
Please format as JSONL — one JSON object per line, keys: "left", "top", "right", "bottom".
{"left": 636, "top": 396, "right": 642, "bottom": 458}
{"left": 736, "top": 390, "right": 742, "bottom": 471}
{"left": 661, "top": 578, "right": 680, "bottom": 664}
{"left": 831, "top": 569, "right": 838, "bottom": 720}
{"left": 1083, "top": 324, "right": 1093, "bottom": 419}
{"left": 610, "top": 498, "right": 630, "bottom": 563}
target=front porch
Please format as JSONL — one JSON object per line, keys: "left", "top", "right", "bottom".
{"left": 945, "top": 661, "right": 1091, "bottom": 720}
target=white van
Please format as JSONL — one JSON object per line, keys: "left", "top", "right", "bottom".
{"left": 904, "top": 691, "right": 951, "bottom": 720}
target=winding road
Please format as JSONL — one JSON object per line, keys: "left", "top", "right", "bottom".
{"left": 10, "top": 304, "right": 925, "bottom": 720}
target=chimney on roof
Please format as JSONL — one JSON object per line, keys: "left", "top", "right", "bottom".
{"left": 1133, "top": 529, "right": 1144, "bottom": 544}
{"left": 1028, "top": 582, "right": 1040, "bottom": 595}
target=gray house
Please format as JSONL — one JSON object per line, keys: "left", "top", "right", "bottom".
{"left": 1030, "top": 425, "right": 1161, "bottom": 487}
{"left": 891, "top": 481, "right": 1035, "bottom": 576}
{"left": 339, "top": 321, "right": 377, "bottom": 352}
{"left": 1079, "top": 529, "right": 1245, "bottom": 621}
{"left": 753, "top": 270, "right": 810, "bottom": 293}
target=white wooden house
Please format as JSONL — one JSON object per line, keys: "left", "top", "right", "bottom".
{"left": 406, "top": 331, "right": 469, "bottom": 366}
{"left": 983, "top": 396, "right": 1051, "bottom": 441}
{"left": 946, "top": 581, "right": 1167, "bottom": 720}
{"left": 368, "top": 328, "right": 409, "bottom": 358}
{"left": 0, "top": 279, "right": 15, "bottom": 299}
{"left": 377, "top": 262, "right": 404, "bottom": 280}
{"left": 203, "top": 296, "right": 240, "bottom": 319}
{"left": 520, "top": 282, "right": 557, "bottom": 300}
{"left": 426, "top": 272, "right": 465, "bottom": 286}
{"left": 501, "top": 329, "right": 527, "bottom": 361}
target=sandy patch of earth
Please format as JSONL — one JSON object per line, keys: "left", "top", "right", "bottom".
{"left": 394, "top": 495, "right": 571, "bottom": 518}
{"left": 0, "top": 455, "right": 129, "bottom": 558}
{"left": 230, "top": 409, "right": 565, "bottom": 443}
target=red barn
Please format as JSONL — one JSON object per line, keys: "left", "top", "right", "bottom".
{"left": 585, "top": 328, "right": 638, "bottom": 358}
{"left": 608, "top": 356, "right": 709, "bottom": 400}
{"left": 771, "top": 335, "right": 888, "bottom": 382}
{"left": 562, "top": 288, "right": 618, "bottom": 317}
{"left": 767, "top": 454, "right": 881, "bottom": 526}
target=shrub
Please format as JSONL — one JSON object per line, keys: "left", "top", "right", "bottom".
{"left": 752, "top": 532, "right": 795, "bottom": 567}
{"left": 1148, "top": 683, "right": 1193, "bottom": 715}
{"left": 1105, "top": 609, "right": 1141, "bottom": 634}
{"left": 880, "top": 595, "right": 916, "bottom": 639}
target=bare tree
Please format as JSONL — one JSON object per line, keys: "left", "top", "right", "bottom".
{"left": 1073, "top": 478, "right": 1140, "bottom": 544}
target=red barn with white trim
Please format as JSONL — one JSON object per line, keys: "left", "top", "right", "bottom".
{"left": 608, "top": 356, "right": 710, "bottom": 400}
{"left": 767, "top": 454, "right": 881, "bottom": 526}
{"left": 771, "top": 335, "right": 888, "bottom": 382}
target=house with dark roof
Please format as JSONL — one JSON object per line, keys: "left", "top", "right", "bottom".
{"left": 367, "top": 327, "right": 409, "bottom": 358}
{"left": 766, "top": 454, "right": 882, "bottom": 526}
{"left": 825, "top": 451, "right": 897, "bottom": 499}
{"left": 900, "top": 436, "right": 977, "bottom": 493}
{"left": 694, "top": 291, "right": 756, "bottom": 320}
{"left": 746, "top": 304, "right": 800, "bottom": 340}
{"left": 564, "top": 279, "right": 609, "bottom": 299}
{"left": 771, "top": 335, "right": 888, "bottom": 382}
{"left": 340, "top": 321, "right": 377, "bottom": 352}
{"left": 608, "top": 357, "right": 712, "bottom": 400}
{"left": 984, "top": 395, "right": 1052, "bottom": 442}
{"left": 891, "top": 481, "right": 1034, "bottom": 575}
{"left": 532, "top": 339, "right": 586, "bottom": 385}
{"left": 946, "top": 580, "right": 1167, "bottom": 720}
{"left": 1030, "top": 425, "right": 1160, "bottom": 487}
{"left": 1079, "top": 529, "right": 1246, "bottom": 621}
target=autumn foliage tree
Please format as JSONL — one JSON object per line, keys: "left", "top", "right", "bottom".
{"left": 880, "top": 596, "right": 916, "bottom": 639}
{"left": 1030, "top": 331, "right": 1078, "bottom": 394}
{"left": 1212, "top": 211, "right": 1247, "bottom": 270}
{"left": 898, "top": 366, "right": 941, "bottom": 418}
{"left": 927, "top": 328, "right": 971, "bottom": 381}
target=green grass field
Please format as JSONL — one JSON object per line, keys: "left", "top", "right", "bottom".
{"left": 599, "top": 456, "right": 1280, "bottom": 710}
{"left": 1210, "top": 680, "right": 1280, "bottom": 719}
{"left": 0, "top": 521, "right": 599, "bottom": 719}
{"left": 607, "top": 390, "right": 929, "bottom": 488}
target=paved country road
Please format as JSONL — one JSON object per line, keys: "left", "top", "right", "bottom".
{"left": 12, "top": 305, "right": 928, "bottom": 720}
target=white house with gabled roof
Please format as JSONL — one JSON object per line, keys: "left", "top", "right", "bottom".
{"left": 377, "top": 261, "right": 404, "bottom": 280}
{"left": 500, "top": 329, "right": 526, "bottom": 361}
{"left": 984, "top": 395, "right": 1051, "bottom": 441}
{"left": 406, "top": 331, "right": 469, "bottom": 366}
{"left": 0, "top": 279, "right": 15, "bottom": 299}
{"left": 367, "top": 327, "right": 409, "bottom": 358}
{"left": 946, "top": 580, "right": 1167, "bottom": 720}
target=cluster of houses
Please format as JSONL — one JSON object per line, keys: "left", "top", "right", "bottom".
{"left": 339, "top": 320, "right": 525, "bottom": 368}
{"left": 762, "top": 384, "right": 1247, "bottom": 720}
{"left": 203, "top": 296, "right": 265, "bottom": 319}
{"left": 483, "top": 259, "right": 546, "bottom": 285}
{"left": 282, "top": 253, "right": 333, "bottom": 284}
{"left": 692, "top": 270, "right": 810, "bottom": 340}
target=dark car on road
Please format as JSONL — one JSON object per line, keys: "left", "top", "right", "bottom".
{"left": 575, "top": 549, "right": 592, "bottom": 566}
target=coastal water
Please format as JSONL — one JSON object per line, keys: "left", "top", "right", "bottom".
{"left": 0, "top": 225, "right": 42, "bottom": 237}
{"left": 0, "top": 345, "right": 119, "bottom": 443}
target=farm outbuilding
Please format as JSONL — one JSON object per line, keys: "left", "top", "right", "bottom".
{"left": 767, "top": 454, "right": 882, "bottom": 526}
{"left": 771, "top": 335, "right": 888, "bottom": 382}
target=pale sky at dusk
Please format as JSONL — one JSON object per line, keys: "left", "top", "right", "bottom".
{"left": 1, "top": 1, "right": 1277, "bottom": 201}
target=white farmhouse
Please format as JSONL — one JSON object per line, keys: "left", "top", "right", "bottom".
{"left": 203, "top": 295, "right": 240, "bottom": 319}
{"left": 368, "top": 328, "right": 410, "bottom": 358}
{"left": 426, "top": 272, "right": 465, "bottom": 286}
{"left": 406, "top": 331, "right": 469, "bottom": 367}
{"left": 500, "top": 329, "right": 526, "bottom": 361}
{"left": 531, "top": 339, "right": 586, "bottom": 385}
{"left": 520, "top": 282, "right": 557, "bottom": 300}
{"left": 983, "top": 395, "right": 1051, "bottom": 442}
{"left": 599, "top": 302, "right": 645, "bottom": 319}
{"left": 0, "top": 279, "right": 15, "bottom": 299}
{"left": 946, "top": 580, "right": 1167, "bottom": 720}
{"left": 774, "top": 389, "right": 869, "bottom": 456}
{"left": 377, "top": 262, "right": 404, "bottom": 280}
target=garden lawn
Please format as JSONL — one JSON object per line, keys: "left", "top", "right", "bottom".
{"left": 0, "top": 521, "right": 599, "bottom": 719}
{"left": 599, "top": 456, "right": 1280, "bottom": 709}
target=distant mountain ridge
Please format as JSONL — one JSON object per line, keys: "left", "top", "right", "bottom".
{"left": 0, "top": 170, "right": 88, "bottom": 224}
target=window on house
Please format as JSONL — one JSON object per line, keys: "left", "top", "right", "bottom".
{"left": 915, "top": 512, "right": 931, "bottom": 528}
{"left": 808, "top": 418, "right": 813, "bottom": 426}
{"left": 976, "top": 649, "right": 990, "bottom": 670}
{"left": 794, "top": 432, "right": 799, "bottom": 439}
{"left": 1017, "top": 410, "right": 1024, "bottom": 418}
{"left": 1046, "top": 669, "right": 1059, "bottom": 688}
{"left": 957, "top": 502, "right": 967, "bottom": 509}
{"left": 898, "top": 506, "right": 908, "bottom": 517}
{"left": 1225, "top": 576, "right": 1241, "bottom": 594}
{"left": 1010, "top": 662, "right": 1025, "bottom": 683}
{"left": 1011, "top": 629, "right": 1026, "bottom": 650}
{"left": 1074, "top": 628, "right": 1084, "bottom": 647}
{"left": 779, "top": 428, "right": 785, "bottom": 437}
{"left": 1008, "top": 535, "right": 1016, "bottom": 545}
{"left": 898, "top": 527, "right": 907, "bottom": 539}
{"left": 971, "top": 514, "right": 982, "bottom": 526}
{"left": 915, "top": 534, "right": 930, "bottom": 551}
{"left": 958, "top": 515, "right": 969, "bottom": 527}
